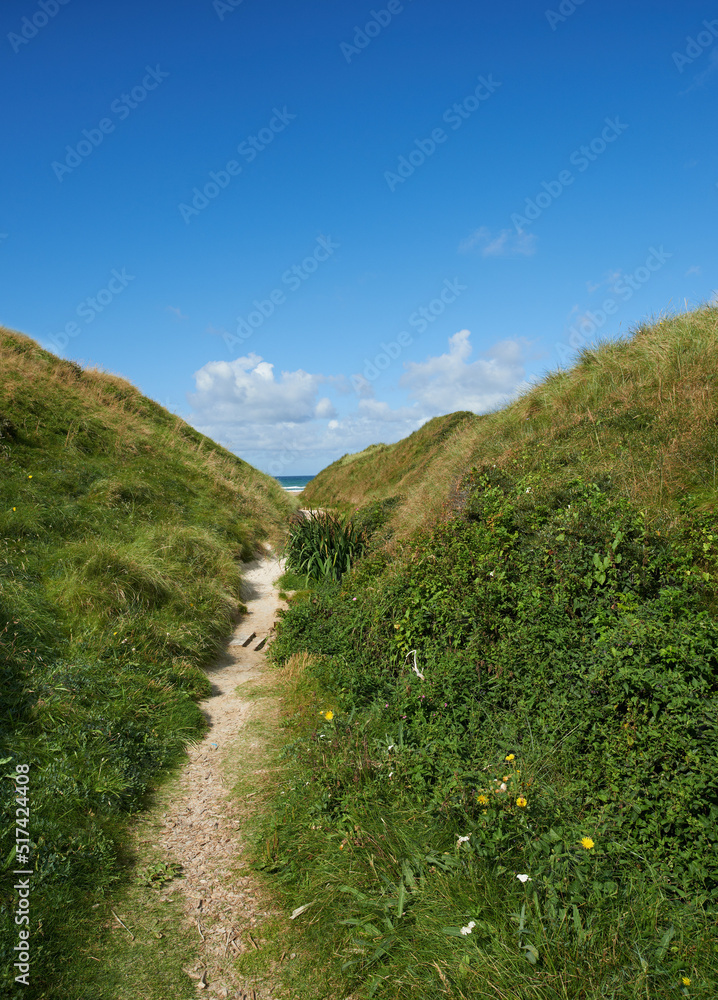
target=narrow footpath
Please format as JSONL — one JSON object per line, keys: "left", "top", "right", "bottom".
{"left": 136, "top": 552, "right": 287, "bottom": 999}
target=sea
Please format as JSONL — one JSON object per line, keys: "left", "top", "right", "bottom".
{"left": 275, "top": 475, "right": 314, "bottom": 494}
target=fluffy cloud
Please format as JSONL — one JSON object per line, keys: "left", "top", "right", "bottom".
{"left": 189, "top": 353, "right": 335, "bottom": 425}
{"left": 401, "top": 330, "right": 529, "bottom": 413}
{"left": 185, "top": 333, "right": 531, "bottom": 474}
{"left": 459, "top": 226, "right": 537, "bottom": 257}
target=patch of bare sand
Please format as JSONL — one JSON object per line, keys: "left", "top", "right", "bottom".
{"left": 134, "top": 551, "right": 289, "bottom": 999}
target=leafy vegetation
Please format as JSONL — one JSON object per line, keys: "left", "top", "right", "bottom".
{"left": 284, "top": 509, "right": 368, "bottom": 582}
{"left": 258, "top": 307, "right": 718, "bottom": 998}
{"left": 0, "top": 326, "right": 293, "bottom": 998}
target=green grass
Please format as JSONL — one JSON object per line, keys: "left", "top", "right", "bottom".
{"left": 0, "top": 326, "right": 293, "bottom": 998}
{"left": 303, "top": 306, "right": 718, "bottom": 540}
{"left": 251, "top": 306, "right": 718, "bottom": 999}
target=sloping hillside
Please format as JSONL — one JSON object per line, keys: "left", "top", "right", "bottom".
{"left": 260, "top": 305, "right": 718, "bottom": 999}
{"left": 304, "top": 306, "right": 718, "bottom": 537}
{"left": 302, "top": 410, "right": 479, "bottom": 509}
{"left": 0, "top": 327, "right": 292, "bottom": 996}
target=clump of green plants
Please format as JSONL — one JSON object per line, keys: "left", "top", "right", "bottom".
{"left": 136, "top": 861, "right": 184, "bottom": 889}
{"left": 284, "top": 510, "right": 367, "bottom": 582}
{"left": 261, "top": 466, "right": 718, "bottom": 998}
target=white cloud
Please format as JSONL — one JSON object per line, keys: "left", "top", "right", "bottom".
{"left": 185, "top": 334, "right": 531, "bottom": 474}
{"left": 166, "top": 305, "right": 188, "bottom": 320}
{"left": 685, "top": 265, "right": 702, "bottom": 276}
{"left": 459, "top": 226, "right": 537, "bottom": 257}
{"left": 315, "top": 397, "right": 335, "bottom": 418}
{"left": 189, "top": 352, "right": 335, "bottom": 426}
{"left": 400, "top": 329, "right": 529, "bottom": 413}
{"left": 357, "top": 398, "right": 419, "bottom": 421}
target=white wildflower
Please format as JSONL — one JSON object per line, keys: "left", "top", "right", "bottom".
{"left": 457, "top": 835, "right": 470, "bottom": 845}
{"left": 460, "top": 921, "right": 476, "bottom": 935}
{"left": 516, "top": 874, "right": 533, "bottom": 883}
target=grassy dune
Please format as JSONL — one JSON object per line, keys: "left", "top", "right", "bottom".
{"left": 262, "top": 306, "right": 718, "bottom": 999}
{"left": 303, "top": 306, "right": 718, "bottom": 537}
{"left": 0, "top": 327, "right": 293, "bottom": 997}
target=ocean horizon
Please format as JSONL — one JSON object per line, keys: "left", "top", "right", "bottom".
{"left": 275, "top": 475, "right": 314, "bottom": 494}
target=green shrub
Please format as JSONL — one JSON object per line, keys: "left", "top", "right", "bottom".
{"left": 284, "top": 510, "right": 367, "bottom": 582}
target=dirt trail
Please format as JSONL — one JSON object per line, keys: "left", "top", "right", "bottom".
{"left": 144, "top": 551, "right": 286, "bottom": 999}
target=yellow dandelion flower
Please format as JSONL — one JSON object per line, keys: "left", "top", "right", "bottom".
{"left": 505, "top": 753, "right": 515, "bottom": 761}
{"left": 12, "top": 507, "right": 16, "bottom": 511}
{"left": 28, "top": 475, "right": 32, "bottom": 479}
{"left": 477, "top": 794, "right": 489, "bottom": 805}
{"left": 580, "top": 837, "right": 595, "bottom": 850}
{"left": 323, "top": 710, "right": 334, "bottom": 721}
{"left": 516, "top": 796, "right": 527, "bottom": 808}
{"left": 681, "top": 977, "right": 690, "bottom": 986}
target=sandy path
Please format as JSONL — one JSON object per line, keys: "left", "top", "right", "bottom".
{"left": 151, "top": 552, "right": 286, "bottom": 999}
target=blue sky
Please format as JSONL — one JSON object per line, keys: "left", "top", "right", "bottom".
{"left": 1, "top": 0, "right": 717, "bottom": 475}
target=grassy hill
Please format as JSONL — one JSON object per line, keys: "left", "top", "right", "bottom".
{"left": 301, "top": 410, "right": 478, "bottom": 511}
{"left": 260, "top": 306, "right": 718, "bottom": 999}
{"left": 0, "top": 327, "right": 293, "bottom": 997}
{"left": 303, "top": 306, "right": 718, "bottom": 539}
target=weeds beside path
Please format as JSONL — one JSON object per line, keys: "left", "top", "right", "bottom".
{"left": 118, "top": 551, "right": 289, "bottom": 1000}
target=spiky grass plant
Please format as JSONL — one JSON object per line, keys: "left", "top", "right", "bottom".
{"left": 284, "top": 510, "right": 367, "bottom": 582}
